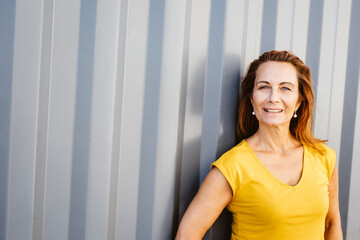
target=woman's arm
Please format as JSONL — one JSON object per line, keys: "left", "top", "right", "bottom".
{"left": 175, "top": 167, "right": 233, "bottom": 240}
{"left": 324, "top": 164, "right": 343, "bottom": 240}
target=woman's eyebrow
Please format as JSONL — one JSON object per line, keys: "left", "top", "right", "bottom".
{"left": 280, "top": 82, "right": 295, "bottom": 87}
{"left": 256, "top": 81, "right": 269, "bottom": 85}
{"left": 255, "top": 81, "right": 295, "bottom": 87}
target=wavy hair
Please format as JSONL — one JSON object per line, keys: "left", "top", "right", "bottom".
{"left": 237, "top": 50, "right": 326, "bottom": 153}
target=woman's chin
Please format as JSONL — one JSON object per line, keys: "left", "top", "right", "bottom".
{"left": 258, "top": 119, "right": 290, "bottom": 128}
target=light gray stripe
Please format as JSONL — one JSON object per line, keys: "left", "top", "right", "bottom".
{"left": 0, "top": 0, "right": 16, "bottom": 238}
{"left": 32, "top": 0, "right": 55, "bottom": 239}
{"left": 289, "top": 1, "right": 296, "bottom": 50}
{"left": 260, "top": 0, "right": 278, "bottom": 53}
{"left": 136, "top": 0, "right": 165, "bottom": 239}
{"left": 240, "top": 0, "right": 249, "bottom": 78}
{"left": 107, "top": 0, "right": 128, "bottom": 239}
{"left": 68, "top": 0, "right": 97, "bottom": 239}
{"left": 305, "top": 0, "right": 324, "bottom": 101}
{"left": 339, "top": 0, "right": 360, "bottom": 235}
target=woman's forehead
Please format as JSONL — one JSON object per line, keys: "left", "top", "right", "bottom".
{"left": 255, "top": 61, "right": 298, "bottom": 85}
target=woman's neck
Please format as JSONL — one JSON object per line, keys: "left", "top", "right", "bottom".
{"left": 248, "top": 124, "right": 300, "bottom": 154}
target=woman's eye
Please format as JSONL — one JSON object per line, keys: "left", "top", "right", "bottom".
{"left": 281, "top": 87, "right": 291, "bottom": 91}
{"left": 259, "top": 86, "right": 269, "bottom": 90}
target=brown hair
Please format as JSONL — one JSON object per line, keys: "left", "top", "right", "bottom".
{"left": 237, "top": 50, "right": 326, "bottom": 153}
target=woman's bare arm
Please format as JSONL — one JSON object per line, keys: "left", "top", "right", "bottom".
{"left": 325, "top": 164, "right": 343, "bottom": 239}
{"left": 175, "top": 167, "right": 233, "bottom": 240}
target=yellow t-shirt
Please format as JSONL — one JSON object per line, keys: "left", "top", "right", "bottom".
{"left": 211, "top": 140, "right": 335, "bottom": 240}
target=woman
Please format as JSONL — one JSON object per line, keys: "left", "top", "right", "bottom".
{"left": 175, "top": 50, "right": 342, "bottom": 239}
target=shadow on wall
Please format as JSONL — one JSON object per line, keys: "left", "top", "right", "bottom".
{"left": 173, "top": 53, "right": 241, "bottom": 239}
{"left": 211, "top": 54, "right": 241, "bottom": 240}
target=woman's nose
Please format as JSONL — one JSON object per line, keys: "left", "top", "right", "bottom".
{"left": 268, "top": 89, "right": 280, "bottom": 102}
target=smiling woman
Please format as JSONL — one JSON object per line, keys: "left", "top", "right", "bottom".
{"left": 175, "top": 50, "right": 343, "bottom": 240}
{"left": 237, "top": 51, "right": 324, "bottom": 154}
{"left": 251, "top": 61, "right": 301, "bottom": 128}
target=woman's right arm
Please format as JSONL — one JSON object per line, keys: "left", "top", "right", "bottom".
{"left": 175, "top": 167, "right": 233, "bottom": 240}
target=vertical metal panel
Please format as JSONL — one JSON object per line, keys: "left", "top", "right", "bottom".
{"left": 1, "top": 0, "right": 360, "bottom": 239}
{"left": 0, "top": 0, "right": 16, "bottom": 238}
{"left": 150, "top": 1, "right": 187, "bottom": 239}
{"left": 178, "top": 0, "right": 211, "bottom": 223}
{"left": 275, "top": 0, "right": 295, "bottom": 50}
{"left": 200, "top": 0, "right": 226, "bottom": 188}
{"left": 68, "top": 0, "right": 97, "bottom": 238}
{"left": 292, "top": 0, "right": 310, "bottom": 60}
{"left": 346, "top": 70, "right": 360, "bottom": 240}
{"left": 136, "top": 0, "right": 165, "bottom": 238}
{"left": 306, "top": 0, "right": 324, "bottom": 99}
{"left": 33, "top": 0, "right": 54, "bottom": 239}
{"left": 200, "top": 2, "right": 227, "bottom": 239}
{"left": 211, "top": 2, "right": 244, "bottom": 238}
{"left": 242, "top": 0, "right": 263, "bottom": 70}
{"left": 339, "top": 0, "right": 360, "bottom": 236}
{"left": 260, "top": 0, "right": 277, "bottom": 53}
{"left": 115, "top": 0, "right": 149, "bottom": 239}
{"left": 43, "top": 0, "right": 81, "bottom": 239}
{"left": 221, "top": 0, "right": 243, "bottom": 156}
{"left": 327, "top": 0, "right": 352, "bottom": 157}
{"left": 7, "top": 0, "right": 43, "bottom": 239}
{"left": 107, "top": 0, "right": 128, "bottom": 239}
{"left": 314, "top": 0, "right": 339, "bottom": 140}
{"left": 83, "top": 0, "right": 120, "bottom": 239}
{"left": 223, "top": 0, "right": 244, "bottom": 59}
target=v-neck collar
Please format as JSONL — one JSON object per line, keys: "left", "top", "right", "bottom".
{"left": 242, "top": 140, "right": 306, "bottom": 189}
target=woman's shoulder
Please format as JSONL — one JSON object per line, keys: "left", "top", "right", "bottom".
{"left": 220, "top": 140, "right": 253, "bottom": 160}
{"left": 306, "top": 142, "right": 336, "bottom": 179}
{"left": 211, "top": 140, "right": 254, "bottom": 171}
{"left": 306, "top": 142, "right": 335, "bottom": 158}
{"left": 211, "top": 141, "right": 252, "bottom": 197}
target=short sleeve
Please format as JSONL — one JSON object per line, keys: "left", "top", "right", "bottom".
{"left": 326, "top": 146, "right": 336, "bottom": 181}
{"left": 211, "top": 154, "right": 240, "bottom": 199}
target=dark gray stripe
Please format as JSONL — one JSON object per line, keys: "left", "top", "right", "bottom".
{"left": 136, "top": 0, "right": 165, "bottom": 239}
{"left": 0, "top": 0, "right": 16, "bottom": 238}
{"left": 68, "top": 0, "right": 97, "bottom": 239}
{"left": 260, "top": 0, "right": 278, "bottom": 53}
{"left": 305, "top": 0, "right": 324, "bottom": 101}
{"left": 177, "top": 53, "right": 205, "bottom": 234}
{"left": 200, "top": 0, "right": 226, "bottom": 185}
{"left": 107, "top": 0, "right": 128, "bottom": 239}
{"left": 32, "top": 0, "right": 55, "bottom": 239}
{"left": 200, "top": 1, "right": 227, "bottom": 239}
{"left": 339, "top": 0, "right": 360, "bottom": 235}
{"left": 210, "top": 50, "right": 241, "bottom": 240}
{"left": 216, "top": 57, "right": 239, "bottom": 157}
{"left": 171, "top": 0, "right": 192, "bottom": 238}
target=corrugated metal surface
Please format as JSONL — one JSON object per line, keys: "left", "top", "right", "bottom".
{"left": 0, "top": 0, "right": 359, "bottom": 239}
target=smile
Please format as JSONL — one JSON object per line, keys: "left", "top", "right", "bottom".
{"left": 264, "top": 109, "right": 283, "bottom": 113}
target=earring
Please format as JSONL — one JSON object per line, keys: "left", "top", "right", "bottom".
{"left": 252, "top": 111, "right": 255, "bottom": 116}
{"left": 294, "top": 111, "right": 297, "bottom": 118}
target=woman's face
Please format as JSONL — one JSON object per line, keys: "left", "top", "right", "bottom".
{"left": 251, "top": 61, "right": 301, "bottom": 128}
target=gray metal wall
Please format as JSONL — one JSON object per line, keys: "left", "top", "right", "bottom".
{"left": 0, "top": 0, "right": 359, "bottom": 239}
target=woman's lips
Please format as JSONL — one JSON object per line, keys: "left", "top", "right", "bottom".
{"left": 264, "top": 108, "right": 283, "bottom": 113}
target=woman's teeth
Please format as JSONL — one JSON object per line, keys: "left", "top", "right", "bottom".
{"left": 264, "top": 109, "right": 282, "bottom": 113}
